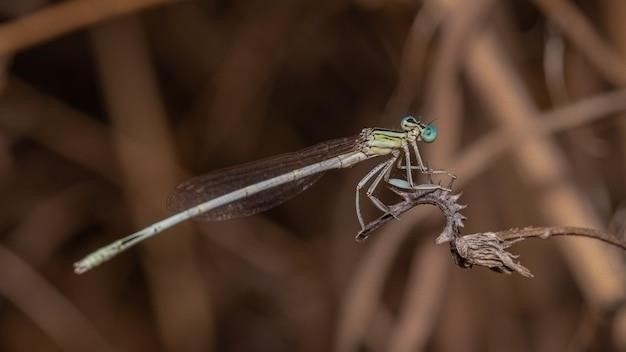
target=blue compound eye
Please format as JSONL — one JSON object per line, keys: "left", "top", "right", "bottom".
{"left": 420, "top": 124, "right": 437, "bottom": 143}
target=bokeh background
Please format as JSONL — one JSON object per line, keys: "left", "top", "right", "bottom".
{"left": 1, "top": 0, "right": 625, "bottom": 351}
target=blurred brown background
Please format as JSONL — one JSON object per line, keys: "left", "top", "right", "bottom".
{"left": 1, "top": 0, "right": 625, "bottom": 351}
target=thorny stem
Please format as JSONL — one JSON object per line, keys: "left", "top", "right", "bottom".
{"left": 359, "top": 184, "right": 626, "bottom": 278}
{"left": 493, "top": 226, "right": 626, "bottom": 250}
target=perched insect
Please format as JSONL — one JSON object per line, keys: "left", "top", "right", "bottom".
{"left": 75, "top": 116, "right": 450, "bottom": 274}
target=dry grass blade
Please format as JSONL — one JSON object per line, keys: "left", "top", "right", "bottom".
{"left": 0, "top": 245, "right": 113, "bottom": 352}
{"left": 0, "top": 79, "right": 120, "bottom": 181}
{"left": 0, "top": 0, "right": 177, "bottom": 57}
{"left": 6, "top": 182, "right": 106, "bottom": 265}
{"left": 89, "top": 16, "right": 213, "bottom": 352}
{"left": 426, "top": 0, "right": 496, "bottom": 161}
{"left": 186, "top": 2, "right": 308, "bottom": 159}
{"left": 463, "top": 19, "right": 625, "bottom": 309}
{"left": 533, "top": 0, "right": 626, "bottom": 86}
{"left": 383, "top": 0, "right": 446, "bottom": 121}
{"left": 493, "top": 226, "right": 626, "bottom": 250}
{"left": 455, "top": 88, "right": 626, "bottom": 182}
{"left": 386, "top": 243, "right": 449, "bottom": 352}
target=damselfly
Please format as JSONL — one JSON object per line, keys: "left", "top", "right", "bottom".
{"left": 75, "top": 116, "right": 449, "bottom": 274}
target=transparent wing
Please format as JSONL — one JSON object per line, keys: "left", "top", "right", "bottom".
{"left": 166, "top": 136, "right": 360, "bottom": 221}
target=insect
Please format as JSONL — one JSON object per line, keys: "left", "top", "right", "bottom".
{"left": 74, "top": 116, "right": 449, "bottom": 274}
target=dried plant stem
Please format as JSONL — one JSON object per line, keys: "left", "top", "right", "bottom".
{"left": 494, "top": 226, "right": 626, "bottom": 249}
{"left": 335, "top": 210, "right": 432, "bottom": 352}
{"left": 185, "top": 2, "right": 306, "bottom": 159}
{"left": 453, "top": 227, "right": 625, "bottom": 278}
{"left": 383, "top": 0, "right": 446, "bottom": 122}
{"left": 602, "top": 2, "right": 626, "bottom": 349}
{"left": 0, "top": 79, "right": 120, "bottom": 181}
{"left": 89, "top": 16, "right": 213, "bottom": 352}
{"left": 7, "top": 182, "right": 105, "bottom": 266}
{"left": 0, "top": 245, "right": 112, "bottom": 352}
{"left": 386, "top": 243, "right": 450, "bottom": 352}
{"left": 358, "top": 181, "right": 624, "bottom": 280}
{"left": 426, "top": 0, "right": 496, "bottom": 163}
{"left": 533, "top": 0, "right": 626, "bottom": 86}
{"left": 455, "top": 88, "right": 626, "bottom": 182}
{"left": 359, "top": 184, "right": 625, "bottom": 281}
{"left": 0, "top": 0, "right": 177, "bottom": 57}
{"left": 465, "top": 27, "right": 624, "bottom": 309}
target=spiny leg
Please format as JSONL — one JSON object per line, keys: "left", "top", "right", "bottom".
{"left": 399, "top": 165, "right": 456, "bottom": 180}
{"left": 401, "top": 142, "right": 414, "bottom": 187}
{"left": 356, "top": 160, "right": 390, "bottom": 229}
{"left": 422, "top": 167, "right": 457, "bottom": 189}
{"left": 397, "top": 140, "right": 428, "bottom": 178}
{"left": 387, "top": 177, "right": 452, "bottom": 192}
{"left": 410, "top": 139, "right": 426, "bottom": 172}
{"left": 406, "top": 140, "right": 457, "bottom": 188}
{"left": 365, "top": 154, "right": 398, "bottom": 214}
{"left": 395, "top": 164, "right": 456, "bottom": 191}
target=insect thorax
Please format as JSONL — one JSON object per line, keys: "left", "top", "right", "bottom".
{"left": 357, "top": 127, "right": 407, "bottom": 156}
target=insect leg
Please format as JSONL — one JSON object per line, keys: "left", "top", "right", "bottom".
{"left": 402, "top": 142, "right": 415, "bottom": 187}
{"left": 365, "top": 154, "right": 398, "bottom": 214}
{"left": 410, "top": 139, "right": 426, "bottom": 172}
{"left": 356, "top": 160, "right": 390, "bottom": 229}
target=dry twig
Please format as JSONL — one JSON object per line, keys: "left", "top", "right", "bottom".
{"left": 0, "top": 0, "right": 177, "bottom": 57}
{"left": 452, "top": 226, "right": 626, "bottom": 278}
{"left": 359, "top": 184, "right": 625, "bottom": 278}
{"left": 0, "top": 245, "right": 113, "bottom": 352}
{"left": 533, "top": 0, "right": 626, "bottom": 86}
{"left": 90, "top": 15, "right": 213, "bottom": 352}
{"left": 464, "top": 22, "right": 624, "bottom": 310}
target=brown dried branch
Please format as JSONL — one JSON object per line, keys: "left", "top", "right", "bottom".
{"left": 184, "top": 2, "right": 309, "bottom": 160}
{"left": 6, "top": 182, "right": 108, "bottom": 266}
{"left": 492, "top": 226, "right": 626, "bottom": 250}
{"left": 455, "top": 88, "right": 626, "bottom": 182}
{"left": 0, "top": 79, "right": 121, "bottom": 182}
{"left": 355, "top": 183, "right": 465, "bottom": 243}
{"left": 464, "top": 22, "right": 625, "bottom": 310}
{"left": 360, "top": 185, "right": 625, "bottom": 278}
{"left": 425, "top": 0, "right": 496, "bottom": 162}
{"left": 0, "top": 0, "right": 177, "bottom": 57}
{"left": 453, "top": 226, "right": 626, "bottom": 278}
{"left": 89, "top": 16, "right": 213, "bottom": 352}
{"left": 533, "top": 0, "right": 626, "bottom": 87}
{"left": 386, "top": 242, "right": 450, "bottom": 352}
{"left": 0, "top": 245, "right": 113, "bottom": 352}
{"left": 382, "top": 0, "right": 445, "bottom": 121}
{"left": 452, "top": 232, "right": 534, "bottom": 278}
